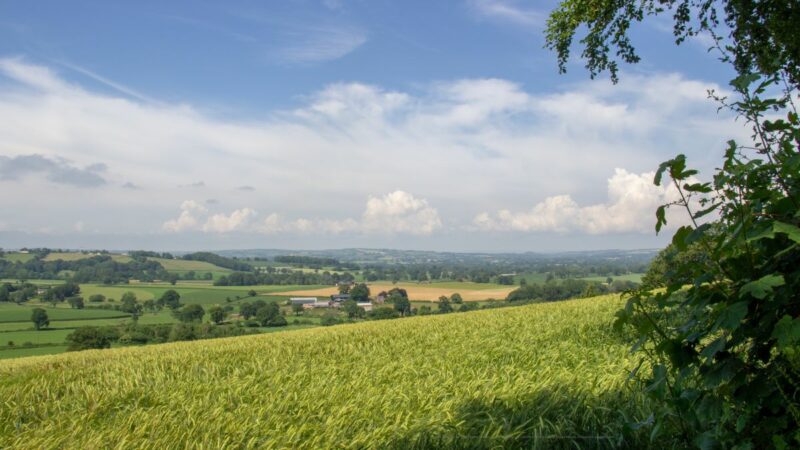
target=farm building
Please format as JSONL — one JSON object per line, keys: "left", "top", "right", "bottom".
{"left": 357, "top": 302, "right": 373, "bottom": 312}
{"left": 290, "top": 297, "right": 317, "bottom": 306}
{"left": 330, "top": 294, "right": 350, "bottom": 303}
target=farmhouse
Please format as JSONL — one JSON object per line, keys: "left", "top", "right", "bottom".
{"left": 357, "top": 302, "right": 373, "bottom": 312}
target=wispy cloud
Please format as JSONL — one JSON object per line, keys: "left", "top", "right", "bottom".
{"left": 468, "top": 0, "right": 545, "bottom": 27}
{"left": 271, "top": 25, "right": 367, "bottom": 64}
{"left": 55, "top": 60, "right": 157, "bottom": 103}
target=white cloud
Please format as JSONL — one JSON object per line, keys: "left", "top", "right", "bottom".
{"left": 468, "top": 0, "right": 545, "bottom": 27}
{"left": 272, "top": 26, "right": 367, "bottom": 64}
{"left": 474, "top": 168, "right": 697, "bottom": 234}
{"left": 203, "top": 208, "right": 256, "bottom": 233}
{"left": 163, "top": 200, "right": 208, "bottom": 232}
{"left": 0, "top": 58, "right": 743, "bottom": 247}
{"left": 163, "top": 191, "right": 440, "bottom": 236}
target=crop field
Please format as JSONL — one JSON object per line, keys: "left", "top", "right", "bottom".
{"left": 42, "top": 252, "right": 133, "bottom": 263}
{"left": 282, "top": 282, "right": 517, "bottom": 301}
{"left": 148, "top": 257, "right": 232, "bottom": 274}
{"left": 0, "top": 252, "right": 36, "bottom": 263}
{"left": 0, "top": 294, "right": 659, "bottom": 448}
{"left": 0, "top": 304, "right": 128, "bottom": 323}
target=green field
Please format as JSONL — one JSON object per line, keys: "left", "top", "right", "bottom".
{"left": 42, "top": 252, "right": 133, "bottom": 263}
{"left": 0, "top": 303, "right": 128, "bottom": 323}
{"left": 0, "top": 252, "right": 36, "bottom": 263}
{"left": 0, "top": 294, "right": 661, "bottom": 448}
{"left": 581, "top": 273, "right": 644, "bottom": 283}
{"left": 148, "top": 257, "right": 232, "bottom": 274}
{"left": 0, "top": 345, "right": 68, "bottom": 360}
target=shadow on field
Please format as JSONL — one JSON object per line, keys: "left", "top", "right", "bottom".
{"left": 386, "top": 387, "right": 663, "bottom": 450}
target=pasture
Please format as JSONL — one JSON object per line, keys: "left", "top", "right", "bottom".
{"left": 0, "top": 294, "right": 660, "bottom": 448}
{"left": 42, "top": 252, "right": 132, "bottom": 263}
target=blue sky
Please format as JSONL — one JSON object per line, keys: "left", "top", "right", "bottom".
{"left": 0, "top": 0, "right": 743, "bottom": 252}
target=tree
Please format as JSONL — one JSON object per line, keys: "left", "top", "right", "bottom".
{"left": 337, "top": 283, "right": 351, "bottom": 294}
{"left": 67, "top": 296, "right": 85, "bottom": 309}
{"left": 349, "top": 283, "right": 370, "bottom": 302}
{"left": 120, "top": 292, "right": 142, "bottom": 317}
{"left": 255, "top": 303, "right": 280, "bottom": 326}
{"left": 157, "top": 290, "right": 182, "bottom": 310}
{"left": 175, "top": 304, "right": 205, "bottom": 323}
{"left": 342, "top": 300, "right": 365, "bottom": 319}
{"left": 239, "top": 302, "right": 257, "bottom": 320}
{"left": 31, "top": 308, "right": 49, "bottom": 330}
{"left": 437, "top": 296, "right": 453, "bottom": 314}
{"left": 247, "top": 289, "right": 257, "bottom": 297}
{"left": 547, "top": 0, "right": 800, "bottom": 445}
{"left": 291, "top": 303, "right": 305, "bottom": 316}
{"left": 88, "top": 294, "right": 105, "bottom": 303}
{"left": 450, "top": 293, "right": 463, "bottom": 304}
{"left": 418, "top": 305, "right": 432, "bottom": 315}
{"left": 208, "top": 306, "right": 227, "bottom": 325}
{"left": 265, "top": 315, "right": 287, "bottom": 327}
{"left": 391, "top": 294, "right": 411, "bottom": 317}
{"left": 66, "top": 326, "right": 114, "bottom": 351}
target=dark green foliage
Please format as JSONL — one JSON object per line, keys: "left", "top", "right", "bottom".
{"left": 66, "top": 326, "right": 117, "bottom": 351}
{"left": 349, "top": 283, "right": 370, "bottom": 302}
{"left": 458, "top": 303, "right": 479, "bottom": 313}
{"left": 320, "top": 314, "right": 342, "bottom": 326}
{"left": 342, "top": 300, "right": 366, "bottom": 319}
{"left": 0, "top": 255, "right": 169, "bottom": 283}
{"left": 367, "top": 307, "right": 399, "bottom": 321}
{"left": 437, "top": 296, "right": 453, "bottom": 314}
{"left": 208, "top": 306, "right": 227, "bottom": 324}
{"left": 88, "top": 294, "right": 105, "bottom": 303}
{"left": 450, "top": 293, "right": 463, "bottom": 304}
{"left": 157, "top": 289, "right": 181, "bottom": 310}
{"left": 255, "top": 302, "right": 280, "bottom": 326}
{"left": 545, "top": 0, "right": 800, "bottom": 87}
{"left": 265, "top": 315, "right": 287, "bottom": 327}
{"left": 30, "top": 308, "right": 49, "bottom": 330}
{"left": 390, "top": 293, "right": 411, "bottom": 316}
{"left": 67, "top": 296, "right": 85, "bottom": 309}
{"left": 175, "top": 304, "right": 205, "bottom": 323}
{"left": 615, "top": 76, "right": 800, "bottom": 447}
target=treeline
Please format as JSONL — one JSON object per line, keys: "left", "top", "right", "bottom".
{"left": 505, "top": 279, "right": 639, "bottom": 302}
{"left": 274, "top": 255, "right": 340, "bottom": 266}
{"left": 215, "top": 270, "right": 356, "bottom": 286}
{"left": 182, "top": 252, "right": 252, "bottom": 272}
{"left": 0, "top": 256, "right": 170, "bottom": 284}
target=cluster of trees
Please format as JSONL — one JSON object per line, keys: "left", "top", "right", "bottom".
{"left": 0, "top": 282, "right": 38, "bottom": 303}
{"left": 238, "top": 300, "right": 288, "bottom": 327}
{"left": 215, "top": 270, "right": 355, "bottom": 286}
{"left": 273, "top": 255, "right": 340, "bottom": 266}
{"left": 506, "top": 279, "right": 639, "bottom": 303}
{"left": 0, "top": 255, "right": 171, "bottom": 283}
{"left": 65, "top": 322, "right": 256, "bottom": 351}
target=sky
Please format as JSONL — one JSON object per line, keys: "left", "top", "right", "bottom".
{"left": 0, "top": 0, "right": 747, "bottom": 252}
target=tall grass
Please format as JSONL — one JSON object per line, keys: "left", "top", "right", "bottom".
{"left": 0, "top": 295, "right": 662, "bottom": 449}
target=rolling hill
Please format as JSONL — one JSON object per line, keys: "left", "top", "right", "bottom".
{"left": 0, "top": 294, "right": 662, "bottom": 448}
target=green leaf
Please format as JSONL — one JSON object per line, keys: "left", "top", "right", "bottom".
{"left": 671, "top": 225, "right": 692, "bottom": 250}
{"left": 772, "top": 315, "right": 800, "bottom": 349}
{"left": 700, "top": 336, "right": 726, "bottom": 360}
{"left": 655, "top": 206, "right": 666, "bottom": 233}
{"left": 740, "top": 274, "right": 785, "bottom": 300}
{"left": 773, "top": 221, "right": 800, "bottom": 243}
{"left": 715, "top": 302, "right": 748, "bottom": 330}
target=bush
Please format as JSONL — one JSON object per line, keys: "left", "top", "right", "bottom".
{"left": 266, "top": 315, "right": 288, "bottom": 327}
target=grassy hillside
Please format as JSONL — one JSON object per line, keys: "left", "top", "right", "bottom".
{"left": 148, "top": 257, "right": 232, "bottom": 275}
{"left": 0, "top": 295, "right": 660, "bottom": 448}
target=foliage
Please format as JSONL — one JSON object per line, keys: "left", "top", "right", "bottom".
{"left": 174, "top": 304, "right": 205, "bottom": 323}
{"left": 157, "top": 289, "right": 182, "bottom": 310}
{"left": 255, "top": 303, "right": 280, "bottom": 326}
{"left": 30, "top": 308, "right": 49, "bottom": 330}
{"left": 0, "top": 296, "right": 667, "bottom": 448}
{"left": 349, "top": 283, "right": 370, "bottom": 303}
{"left": 66, "top": 326, "right": 116, "bottom": 351}
{"left": 208, "top": 306, "right": 227, "bottom": 325}
{"left": 181, "top": 252, "right": 252, "bottom": 272}
{"left": 545, "top": 0, "right": 800, "bottom": 85}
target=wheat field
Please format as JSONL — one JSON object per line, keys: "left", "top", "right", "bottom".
{"left": 0, "top": 295, "right": 658, "bottom": 449}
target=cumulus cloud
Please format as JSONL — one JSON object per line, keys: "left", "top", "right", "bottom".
{"left": 162, "top": 200, "right": 207, "bottom": 232}
{"left": 163, "top": 191, "right": 441, "bottom": 236}
{"left": 203, "top": 208, "right": 256, "bottom": 232}
{"left": 0, "top": 153, "right": 107, "bottom": 187}
{"left": 473, "top": 169, "right": 697, "bottom": 234}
